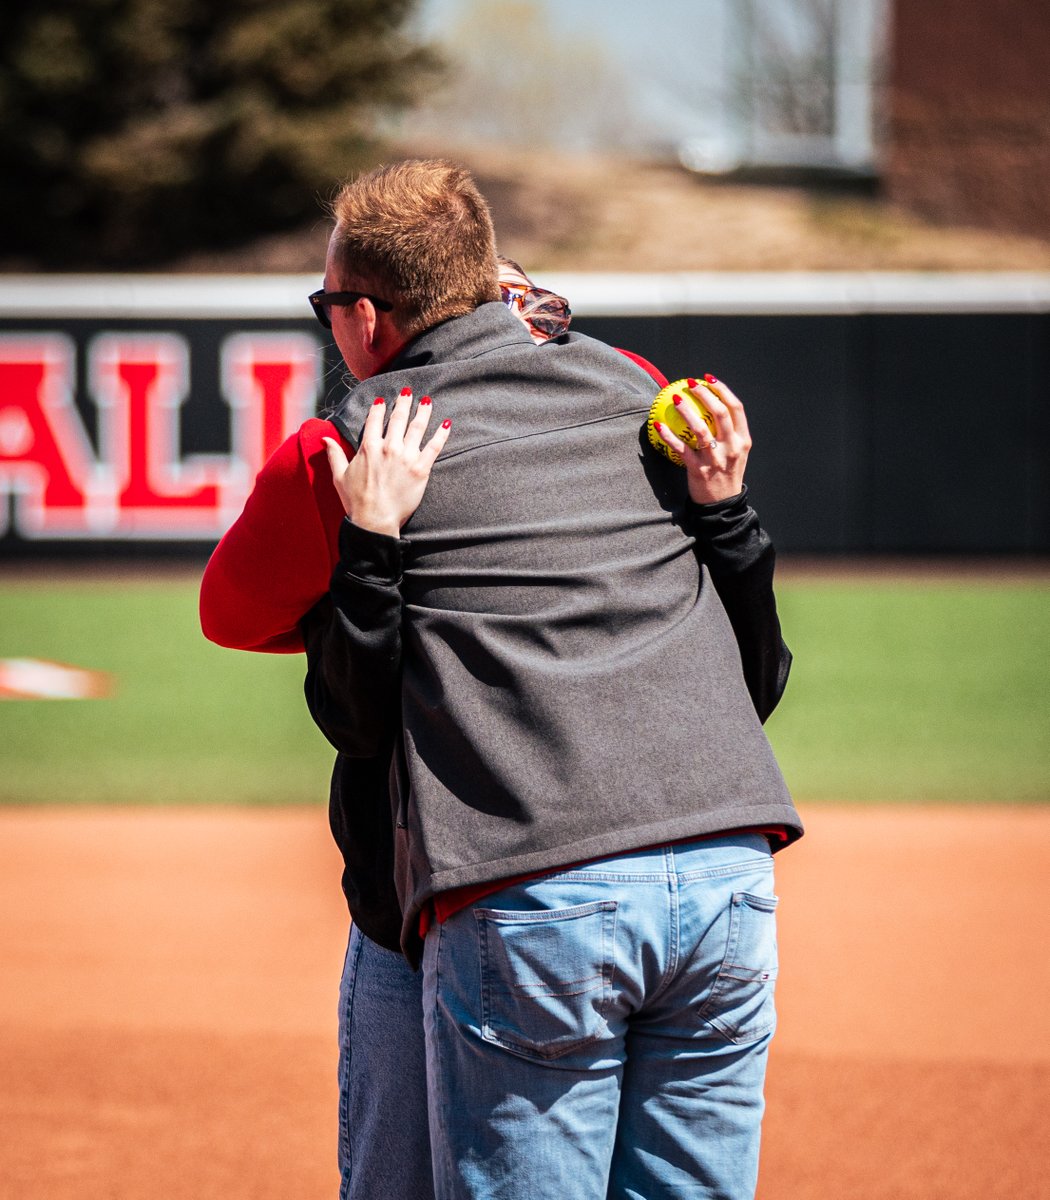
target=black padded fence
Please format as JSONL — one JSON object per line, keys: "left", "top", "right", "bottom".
{"left": 1, "top": 274, "right": 1046, "bottom": 558}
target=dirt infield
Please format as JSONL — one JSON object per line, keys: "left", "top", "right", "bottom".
{"left": 2, "top": 806, "right": 1048, "bottom": 1199}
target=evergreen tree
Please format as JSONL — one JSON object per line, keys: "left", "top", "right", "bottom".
{"left": 0, "top": 0, "right": 438, "bottom": 268}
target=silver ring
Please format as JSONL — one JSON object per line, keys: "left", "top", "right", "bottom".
{"left": 706, "top": 439, "right": 718, "bottom": 450}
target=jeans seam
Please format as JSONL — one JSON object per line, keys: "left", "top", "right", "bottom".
{"left": 605, "top": 901, "right": 619, "bottom": 1014}
{"left": 677, "top": 858, "right": 774, "bottom": 884}
{"left": 663, "top": 855, "right": 680, "bottom": 992}
{"left": 474, "top": 899, "right": 619, "bottom": 922}
{"left": 434, "top": 923, "right": 457, "bottom": 1199}
{"left": 544, "top": 859, "right": 772, "bottom": 885}
{"left": 339, "top": 927, "right": 364, "bottom": 1199}
{"left": 540, "top": 870, "right": 672, "bottom": 882}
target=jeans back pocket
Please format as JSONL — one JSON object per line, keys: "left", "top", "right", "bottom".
{"left": 475, "top": 900, "right": 618, "bottom": 1062}
{"left": 698, "top": 890, "right": 779, "bottom": 1045}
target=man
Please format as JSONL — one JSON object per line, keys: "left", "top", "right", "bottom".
{"left": 201, "top": 250, "right": 589, "bottom": 1199}
{"left": 304, "top": 158, "right": 802, "bottom": 1200}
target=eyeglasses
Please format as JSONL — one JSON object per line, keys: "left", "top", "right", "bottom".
{"left": 501, "top": 283, "right": 571, "bottom": 340}
{"left": 308, "top": 288, "right": 394, "bottom": 330}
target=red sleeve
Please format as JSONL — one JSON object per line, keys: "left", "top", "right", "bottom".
{"left": 199, "top": 418, "right": 351, "bottom": 653}
{"left": 615, "top": 348, "right": 668, "bottom": 389}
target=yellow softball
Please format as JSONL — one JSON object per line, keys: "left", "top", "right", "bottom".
{"left": 646, "top": 378, "right": 718, "bottom": 466}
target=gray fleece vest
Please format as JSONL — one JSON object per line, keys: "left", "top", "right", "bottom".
{"left": 337, "top": 302, "right": 800, "bottom": 955}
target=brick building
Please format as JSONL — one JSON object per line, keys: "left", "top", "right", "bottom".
{"left": 886, "top": 0, "right": 1050, "bottom": 241}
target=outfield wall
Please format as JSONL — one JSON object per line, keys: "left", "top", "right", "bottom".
{"left": 1, "top": 272, "right": 1048, "bottom": 558}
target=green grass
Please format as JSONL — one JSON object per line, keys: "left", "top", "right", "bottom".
{"left": 0, "top": 576, "right": 332, "bottom": 805}
{"left": 1, "top": 573, "right": 1047, "bottom": 806}
{"left": 765, "top": 578, "right": 1050, "bottom": 803}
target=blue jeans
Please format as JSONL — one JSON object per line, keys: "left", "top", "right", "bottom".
{"left": 422, "top": 834, "right": 779, "bottom": 1200}
{"left": 337, "top": 923, "right": 434, "bottom": 1200}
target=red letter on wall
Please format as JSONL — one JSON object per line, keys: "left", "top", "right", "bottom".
{"left": 221, "top": 333, "right": 321, "bottom": 481}
{"left": 0, "top": 336, "right": 100, "bottom": 537}
{"left": 92, "top": 334, "right": 230, "bottom": 536}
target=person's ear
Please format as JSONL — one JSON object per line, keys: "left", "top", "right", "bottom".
{"left": 358, "top": 299, "right": 382, "bottom": 354}
{"left": 365, "top": 301, "right": 407, "bottom": 363}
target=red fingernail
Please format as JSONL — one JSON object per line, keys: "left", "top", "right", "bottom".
{"left": 704, "top": 373, "right": 718, "bottom": 384}
{"left": 420, "top": 396, "right": 432, "bottom": 406}
{"left": 672, "top": 394, "right": 682, "bottom": 406}
{"left": 687, "top": 378, "right": 698, "bottom": 388}
{"left": 441, "top": 419, "right": 451, "bottom": 429}
{"left": 400, "top": 386, "right": 411, "bottom": 397}
{"left": 653, "top": 420, "right": 662, "bottom": 431}
{"left": 373, "top": 397, "right": 385, "bottom": 405}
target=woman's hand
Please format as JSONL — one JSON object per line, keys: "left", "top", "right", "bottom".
{"left": 323, "top": 388, "right": 452, "bottom": 536}
{"left": 653, "top": 375, "right": 752, "bottom": 505}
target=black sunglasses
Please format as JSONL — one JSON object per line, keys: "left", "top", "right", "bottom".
{"left": 308, "top": 288, "right": 394, "bottom": 329}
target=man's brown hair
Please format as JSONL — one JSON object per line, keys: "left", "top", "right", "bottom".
{"left": 329, "top": 159, "right": 501, "bottom": 338}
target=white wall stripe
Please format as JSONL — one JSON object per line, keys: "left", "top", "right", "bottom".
{"left": 1, "top": 272, "right": 1050, "bottom": 318}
